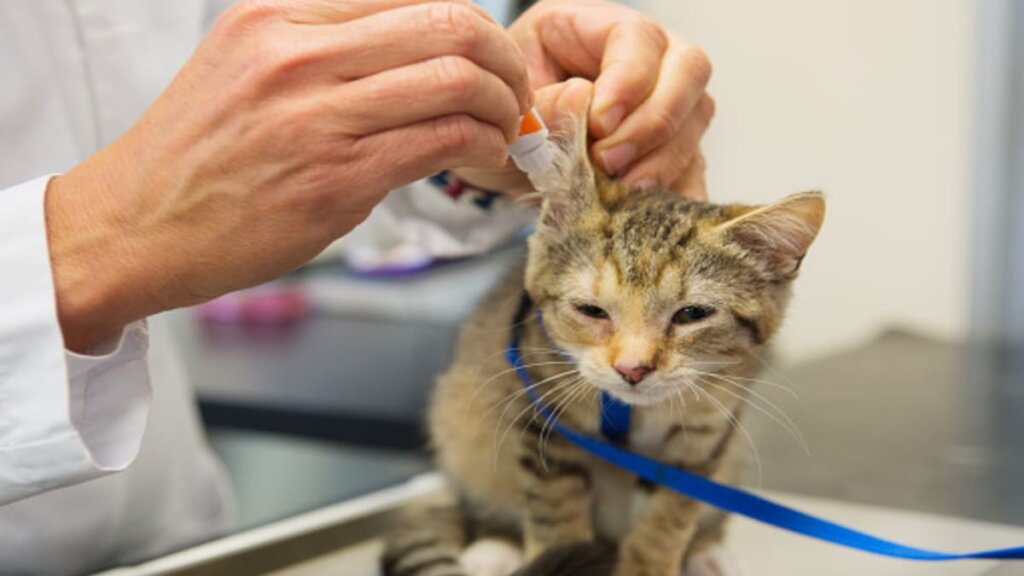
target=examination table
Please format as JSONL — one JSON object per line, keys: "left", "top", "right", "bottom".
{"left": 95, "top": 473, "right": 1024, "bottom": 576}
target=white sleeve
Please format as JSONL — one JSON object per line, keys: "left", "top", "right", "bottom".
{"left": 0, "top": 176, "right": 151, "bottom": 506}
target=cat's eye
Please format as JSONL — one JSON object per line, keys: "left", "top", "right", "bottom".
{"left": 673, "top": 305, "right": 715, "bottom": 325}
{"left": 575, "top": 304, "right": 609, "bottom": 320}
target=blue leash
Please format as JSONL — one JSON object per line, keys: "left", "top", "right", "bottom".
{"left": 506, "top": 296, "right": 1024, "bottom": 561}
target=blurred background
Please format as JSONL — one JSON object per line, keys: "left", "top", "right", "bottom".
{"left": 647, "top": 0, "right": 979, "bottom": 363}
{"left": 160, "top": 0, "right": 1023, "bottom": 555}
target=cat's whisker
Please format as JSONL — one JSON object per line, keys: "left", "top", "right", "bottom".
{"left": 700, "top": 378, "right": 811, "bottom": 457}
{"left": 551, "top": 379, "right": 590, "bottom": 435}
{"left": 528, "top": 378, "right": 586, "bottom": 470}
{"left": 494, "top": 371, "right": 582, "bottom": 462}
{"left": 486, "top": 367, "right": 581, "bottom": 421}
{"left": 671, "top": 385, "right": 691, "bottom": 444}
{"left": 537, "top": 380, "right": 575, "bottom": 453}
{"left": 751, "top": 350, "right": 802, "bottom": 390}
{"left": 486, "top": 349, "right": 576, "bottom": 374}
{"left": 700, "top": 385, "right": 764, "bottom": 487}
{"left": 517, "top": 346, "right": 572, "bottom": 355}
{"left": 687, "top": 368, "right": 800, "bottom": 400}
{"left": 697, "top": 373, "right": 805, "bottom": 441}
{"left": 690, "top": 359, "right": 743, "bottom": 367}
{"left": 493, "top": 368, "right": 579, "bottom": 429}
{"left": 470, "top": 349, "right": 571, "bottom": 415}
{"left": 474, "top": 361, "right": 579, "bottom": 405}
{"left": 690, "top": 383, "right": 702, "bottom": 402}
{"left": 495, "top": 378, "right": 573, "bottom": 472}
{"left": 468, "top": 360, "right": 577, "bottom": 414}
{"left": 492, "top": 368, "right": 575, "bottom": 426}
{"left": 476, "top": 346, "right": 566, "bottom": 366}
{"left": 538, "top": 378, "right": 589, "bottom": 462}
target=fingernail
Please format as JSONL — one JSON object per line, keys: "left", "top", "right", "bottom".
{"left": 632, "top": 178, "right": 658, "bottom": 190}
{"left": 600, "top": 143, "right": 637, "bottom": 174}
{"left": 598, "top": 104, "right": 626, "bottom": 134}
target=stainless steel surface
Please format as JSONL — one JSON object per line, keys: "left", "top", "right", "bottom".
{"left": 92, "top": 475, "right": 448, "bottom": 576}
{"left": 208, "top": 429, "right": 429, "bottom": 531}
{"left": 169, "top": 243, "right": 524, "bottom": 421}
{"left": 96, "top": 474, "right": 1024, "bottom": 576}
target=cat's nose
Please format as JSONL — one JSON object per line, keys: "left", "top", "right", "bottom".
{"left": 614, "top": 364, "right": 654, "bottom": 385}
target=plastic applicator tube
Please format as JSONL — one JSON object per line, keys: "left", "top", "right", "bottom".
{"left": 508, "top": 107, "right": 556, "bottom": 187}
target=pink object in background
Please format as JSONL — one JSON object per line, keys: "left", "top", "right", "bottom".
{"left": 196, "top": 286, "right": 309, "bottom": 326}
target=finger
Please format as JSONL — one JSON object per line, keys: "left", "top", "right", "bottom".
{"left": 336, "top": 56, "right": 521, "bottom": 142}
{"left": 283, "top": 0, "right": 498, "bottom": 26}
{"left": 592, "top": 44, "right": 712, "bottom": 175}
{"left": 671, "top": 149, "right": 708, "bottom": 201}
{"left": 509, "top": 25, "right": 563, "bottom": 91}
{"left": 616, "top": 94, "right": 714, "bottom": 190}
{"left": 528, "top": 5, "right": 668, "bottom": 137}
{"left": 356, "top": 114, "right": 509, "bottom": 191}
{"left": 300, "top": 2, "right": 530, "bottom": 113}
{"left": 586, "top": 15, "right": 668, "bottom": 138}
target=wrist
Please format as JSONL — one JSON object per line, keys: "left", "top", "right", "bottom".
{"left": 45, "top": 147, "right": 163, "bottom": 351}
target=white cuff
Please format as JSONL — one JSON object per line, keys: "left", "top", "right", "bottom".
{"left": 0, "top": 176, "right": 152, "bottom": 505}
{"left": 65, "top": 321, "right": 151, "bottom": 470}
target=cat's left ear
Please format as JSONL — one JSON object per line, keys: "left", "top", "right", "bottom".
{"left": 532, "top": 80, "right": 599, "bottom": 236}
{"left": 718, "top": 191, "right": 826, "bottom": 278}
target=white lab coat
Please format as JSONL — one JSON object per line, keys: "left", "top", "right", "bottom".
{"left": 0, "top": 2, "right": 236, "bottom": 573}
{"left": 0, "top": 1, "right": 530, "bottom": 574}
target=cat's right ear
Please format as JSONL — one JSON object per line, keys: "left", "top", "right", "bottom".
{"left": 531, "top": 80, "right": 600, "bottom": 237}
{"left": 717, "top": 191, "right": 826, "bottom": 278}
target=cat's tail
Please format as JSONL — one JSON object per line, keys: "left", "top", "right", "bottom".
{"left": 381, "top": 504, "right": 469, "bottom": 576}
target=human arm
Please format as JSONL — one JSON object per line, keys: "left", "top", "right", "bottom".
{"left": 46, "top": 0, "right": 532, "bottom": 351}
{"left": 0, "top": 177, "right": 150, "bottom": 506}
{"left": 0, "top": 0, "right": 532, "bottom": 502}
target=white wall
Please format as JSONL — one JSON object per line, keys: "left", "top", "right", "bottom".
{"left": 640, "top": 0, "right": 975, "bottom": 362}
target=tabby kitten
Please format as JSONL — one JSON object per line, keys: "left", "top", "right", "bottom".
{"left": 382, "top": 114, "right": 825, "bottom": 576}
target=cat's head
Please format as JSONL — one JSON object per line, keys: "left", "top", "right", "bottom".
{"left": 524, "top": 117, "right": 824, "bottom": 406}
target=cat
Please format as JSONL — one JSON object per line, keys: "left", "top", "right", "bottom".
{"left": 381, "top": 111, "right": 825, "bottom": 576}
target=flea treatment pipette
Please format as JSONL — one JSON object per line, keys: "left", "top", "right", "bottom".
{"left": 508, "top": 107, "right": 556, "bottom": 189}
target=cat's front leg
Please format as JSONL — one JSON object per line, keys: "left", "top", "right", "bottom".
{"left": 615, "top": 426, "right": 734, "bottom": 576}
{"left": 615, "top": 484, "right": 701, "bottom": 576}
{"left": 516, "top": 418, "right": 594, "bottom": 560}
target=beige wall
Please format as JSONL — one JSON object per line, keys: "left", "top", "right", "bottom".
{"left": 640, "top": 0, "right": 975, "bottom": 362}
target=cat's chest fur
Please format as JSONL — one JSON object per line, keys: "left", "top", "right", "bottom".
{"left": 590, "top": 403, "right": 679, "bottom": 540}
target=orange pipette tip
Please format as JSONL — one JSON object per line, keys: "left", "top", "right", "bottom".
{"left": 518, "top": 109, "right": 545, "bottom": 136}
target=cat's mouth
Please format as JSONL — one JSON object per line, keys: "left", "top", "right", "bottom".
{"left": 602, "top": 383, "right": 677, "bottom": 406}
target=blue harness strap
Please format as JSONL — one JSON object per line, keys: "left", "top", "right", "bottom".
{"left": 600, "top": 392, "right": 632, "bottom": 444}
{"left": 506, "top": 295, "right": 1024, "bottom": 561}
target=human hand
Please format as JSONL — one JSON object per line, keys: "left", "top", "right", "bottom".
{"left": 45, "top": 0, "right": 531, "bottom": 350}
{"left": 457, "top": 0, "right": 713, "bottom": 200}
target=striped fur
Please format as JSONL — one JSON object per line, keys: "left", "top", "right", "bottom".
{"left": 382, "top": 113, "right": 824, "bottom": 576}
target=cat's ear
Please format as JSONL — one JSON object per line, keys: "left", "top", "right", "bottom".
{"left": 718, "top": 191, "right": 825, "bottom": 277}
{"left": 532, "top": 81, "right": 599, "bottom": 236}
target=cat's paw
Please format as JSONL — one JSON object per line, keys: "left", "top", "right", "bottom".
{"left": 682, "top": 545, "right": 744, "bottom": 576}
{"left": 459, "top": 538, "right": 525, "bottom": 576}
